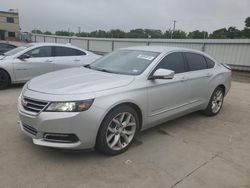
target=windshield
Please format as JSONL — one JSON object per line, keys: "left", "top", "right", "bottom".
{"left": 89, "top": 50, "right": 159, "bottom": 75}
{"left": 4, "top": 44, "right": 33, "bottom": 56}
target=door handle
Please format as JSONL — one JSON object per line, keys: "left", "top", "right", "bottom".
{"left": 74, "top": 59, "right": 80, "bottom": 62}
{"left": 181, "top": 76, "right": 186, "bottom": 82}
{"left": 206, "top": 73, "right": 213, "bottom": 78}
{"left": 44, "top": 60, "right": 53, "bottom": 63}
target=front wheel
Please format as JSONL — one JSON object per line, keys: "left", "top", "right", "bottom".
{"left": 96, "top": 105, "right": 139, "bottom": 155}
{"left": 0, "top": 70, "right": 10, "bottom": 90}
{"left": 203, "top": 86, "right": 224, "bottom": 116}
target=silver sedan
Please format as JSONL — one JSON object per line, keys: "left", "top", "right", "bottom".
{"left": 17, "top": 46, "right": 231, "bottom": 155}
{"left": 0, "top": 43, "right": 101, "bottom": 89}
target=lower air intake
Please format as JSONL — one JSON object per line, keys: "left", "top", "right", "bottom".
{"left": 43, "top": 133, "right": 79, "bottom": 143}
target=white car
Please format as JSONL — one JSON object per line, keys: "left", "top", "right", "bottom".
{"left": 0, "top": 43, "right": 101, "bottom": 89}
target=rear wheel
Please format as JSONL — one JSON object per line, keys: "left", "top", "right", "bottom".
{"left": 203, "top": 86, "right": 224, "bottom": 116}
{"left": 96, "top": 105, "right": 139, "bottom": 155}
{"left": 0, "top": 69, "right": 10, "bottom": 90}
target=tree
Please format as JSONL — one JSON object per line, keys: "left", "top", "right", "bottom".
{"left": 241, "top": 28, "right": 250, "bottom": 38}
{"left": 44, "top": 31, "right": 52, "bottom": 35}
{"left": 127, "top": 29, "right": 148, "bottom": 38}
{"left": 45, "top": 16, "right": 250, "bottom": 39}
{"left": 227, "top": 27, "right": 241, "bottom": 39}
{"left": 89, "top": 30, "right": 98, "bottom": 37}
{"left": 55, "top": 31, "right": 74, "bottom": 36}
{"left": 31, "top": 29, "right": 43, "bottom": 34}
{"left": 97, "top": 30, "right": 107, "bottom": 38}
{"left": 144, "top": 29, "right": 162, "bottom": 38}
{"left": 107, "top": 29, "right": 126, "bottom": 38}
{"left": 245, "top": 17, "right": 250, "bottom": 28}
{"left": 163, "top": 30, "right": 172, "bottom": 38}
{"left": 172, "top": 30, "right": 187, "bottom": 39}
{"left": 209, "top": 28, "right": 227, "bottom": 39}
{"left": 76, "top": 32, "right": 88, "bottom": 37}
{"left": 188, "top": 30, "right": 208, "bottom": 39}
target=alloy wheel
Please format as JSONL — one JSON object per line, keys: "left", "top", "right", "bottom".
{"left": 106, "top": 112, "right": 137, "bottom": 151}
{"left": 211, "top": 89, "right": 223, "bottom": 113}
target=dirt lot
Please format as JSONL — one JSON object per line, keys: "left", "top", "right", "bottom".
{"left": 0, "top": 81, "right": 250, "bottom": 188}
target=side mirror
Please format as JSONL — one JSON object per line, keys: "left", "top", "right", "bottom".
{"left": 149, "top": 68, "right": 175, "bottom": 80}
{"left": 18, "top": 54, "right": 30, "bottom": 60}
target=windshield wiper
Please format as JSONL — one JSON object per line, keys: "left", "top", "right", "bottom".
{"left": 84, "top": 64, "right": 115, "bottom": 73}
{"left": 97, "top": 68, "right": 110, "bottom": 73}
{"left": 83, "top": 64, "right": 91, "bottom": 68}
{"left": 88, "top": 65, "right": 115, "bottom": 73}
{"left": 94, "top": 67, "right": 115, "bottom": 73}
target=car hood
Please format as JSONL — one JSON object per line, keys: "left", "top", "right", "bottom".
{"left": 27, "top": 67, "right": 135, "bottom": 95}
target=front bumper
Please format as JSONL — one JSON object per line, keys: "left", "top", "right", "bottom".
{"left": 17, "top": 96, "right": 106, "bottom": 150}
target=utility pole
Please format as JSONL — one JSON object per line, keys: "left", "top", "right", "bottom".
{"left": 68, "top": 27, "right": 71, "bottom": 36}
{"left": 173, "top": 20, "right": 176, "bottom": 31}
{"left": 171, "top": 20, "right": 177, "bottom": 39}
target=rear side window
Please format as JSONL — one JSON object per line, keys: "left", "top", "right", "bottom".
{"left": 54, "top": 47, "right": 86, "bottom": 56}
{"left": 205, "top": 57, "right": 215, "bottom": 69}
{"left": 185, "top": 52, "right": 207, "bottom": 71}
{"left": 155, "top": 52, "right": 185, "bottom": 74}
{"left": 75, "top": 49, "right": 86, "bottom": 55}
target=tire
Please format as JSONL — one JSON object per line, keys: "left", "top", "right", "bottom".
{"left": 0, "top": 69, "right": 10, "bottom": 90}
{"left": 96, "top": 105, "right": 139, "bottom": 155}
{"left": 203, "top": 86, "right": 224, "bottom": 116}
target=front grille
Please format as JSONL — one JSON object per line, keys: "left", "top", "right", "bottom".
{"left": 43, "top": 133, "right": 79, "bottom": 143}
{"left": 22, "top": 97, "right": 49, "bottom": 114}
{"left": 23, "top": 123, "right": 37, "bottom": 136}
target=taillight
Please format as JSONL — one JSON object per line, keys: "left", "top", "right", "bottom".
{"left": 221, "top": 63, "right": 231, "bottom": 70}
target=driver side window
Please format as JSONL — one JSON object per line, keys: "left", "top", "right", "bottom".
{"left": 155, "top": 52, "right": 186, "bottom": 74}
{"left": 25, "top": 46, "right": 52, "bottom": 58}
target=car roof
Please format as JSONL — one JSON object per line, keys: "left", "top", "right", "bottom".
{"left": 0, "top": 42, "right": 16, "bottom": 47}
{"left": 122, "top": 46, "right": 205, "bottom": 55}
{"left": 28, "top": 42, "right": 81, "bottom": 49}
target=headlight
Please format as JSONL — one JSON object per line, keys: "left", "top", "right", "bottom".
{"left": 45, "top": 99, "right": 94, "bottom": 112}
{"left": 21, "top": 81, "right": 30, "bottom": 94}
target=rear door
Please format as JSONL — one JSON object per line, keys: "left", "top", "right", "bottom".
{"left": 147, "top": 52, "right": 190, "bottom": 126}
{"left": 183, "top": 52, "right": 212, "bottom": 106}
{"left": 13, "top": 46, "right": 54, "bottom": 81}
{"left": 53, "top": 46, "right": 87, "bottom": 70}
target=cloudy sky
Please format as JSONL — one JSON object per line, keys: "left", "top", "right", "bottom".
{"left": 1, "top": 0, "right": 250, "bottom": 33}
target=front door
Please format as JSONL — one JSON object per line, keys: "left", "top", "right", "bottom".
{"left": 13, "top": 46, "right": 54, "bottom": 82}
{"left": 147, "top": 52, "right": 190, "bottom": 127}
